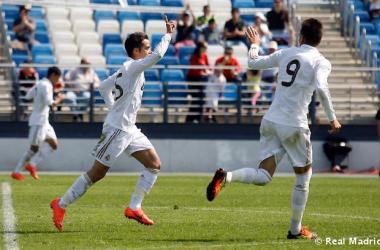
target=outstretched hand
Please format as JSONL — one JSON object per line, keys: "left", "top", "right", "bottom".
{"left": 164, "top": 15, "right": 176, "bottom": 34}
{"left": 245, "top": 26, "right": 261, "bottom": 46}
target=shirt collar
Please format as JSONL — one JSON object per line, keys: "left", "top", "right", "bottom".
{"left": 300, "top": 44, "right": 318, "bottom": 51}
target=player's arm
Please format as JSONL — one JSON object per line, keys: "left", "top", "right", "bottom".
{"left": 314, "top": 60, "right": 341, "bottom": 134}
{"left": 246, "top": 27, "right": 280, "bottom": 69}
{"left": 128, "top": 16, "right": 176, "bottom": 75}
{"left": 24, "top": 86, "right": 36, "bottom": 101}
{"left": 43, "top": 84, "right": 63, "bottom": 107}
{"left": 98, "top": 73, "right": 117, "bottom": 110}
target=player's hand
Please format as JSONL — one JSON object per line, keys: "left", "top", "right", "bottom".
{"left": 56, "top": 93, "right": 65, "bottom": 103}
{"left": 328, "top": 119, "right": 341, "bottom": 134}
{"left": 246, "top": 26, "right": 261, "bottom": 46}
{"left": 164, "top": 15, "right": 176, "bottom": 34}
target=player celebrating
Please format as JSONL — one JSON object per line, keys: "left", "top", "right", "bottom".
{"left": 50, "top": 16, "right": 176, "bottom": 231}
{"left": 12, "top": 67, "right": 64, "bottom": 181}
{"left": 206, "top": 19, "right": 341, "bottom": 239}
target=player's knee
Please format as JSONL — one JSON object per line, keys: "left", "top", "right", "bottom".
{"left": 50, "top": 143, "right": 58, "bottom": 150}
{"left": 148, "top": 160, "right": 161, "bottom": 170}
{"left": 254, "top": 169, "right": 272, "bottom": 186}
{"left": 294, "top": 168, "right": 312, "bottom": 191}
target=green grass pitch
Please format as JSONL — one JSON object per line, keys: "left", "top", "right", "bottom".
{"left": 1, "top": 174, "right": 380, "bottom": 249}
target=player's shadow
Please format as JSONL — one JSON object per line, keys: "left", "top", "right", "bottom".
{"left": 13, "top": 230, "right": 84, "bottom": 234}
{"left": 148, "top": 239, "right": 220, "bottom": 243}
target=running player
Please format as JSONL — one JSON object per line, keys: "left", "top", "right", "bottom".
{"left": 50, "top": 16, "right": 176, "bottom": 231}
{"left": 12, "top": 67, "right": 64, "bottom": 181}
{"left": 206, "top": 18, "right": 341, "bottom": 239}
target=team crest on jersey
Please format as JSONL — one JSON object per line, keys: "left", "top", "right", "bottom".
{"left": 105, "top": 154, "right": 111, "bottom": 161}
{"left": 141, "top": 82, "right": 145, "bottom": 91}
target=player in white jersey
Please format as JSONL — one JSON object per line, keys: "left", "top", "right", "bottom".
{"left": 206, "top": 19, "right": 341, "bottom": 239}
{"left": 50, "top": 16, "right": 176, "bottom": 231}
{"left": 12, "top": 67, "right": 64, "bottom": 181}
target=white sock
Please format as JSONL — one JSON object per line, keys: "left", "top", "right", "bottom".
{"left": 129, "top": 168, "right": 158, "bottom": 210}
{"left": 226, "top": 168, "right": 272, "bottom": 186}
{"left": 58, "top": 173, "right": 93, "bottom": 209}
{"left": 14, "top": 149, "right": 35, "bottom": 173}
{"left": 29, "top": 143, "right": 54, "bottom": 167}
{"left": 290, "top": 169, "right": 312, "bottom": 235}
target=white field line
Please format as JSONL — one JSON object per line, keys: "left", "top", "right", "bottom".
{"left": 2, "top": 182, "right": 19, "bottom": 250}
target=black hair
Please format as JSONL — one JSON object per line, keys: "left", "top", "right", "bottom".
{"left": 183, "top": 13, "right": 190, "bottom": 18}
{"left": 231, "top": 7, "right": 239, "bottom": 14}
{"left": 203, "top": 5, "right": 210, "bottom": 11}
{"left": 300, "top": 18, "right": 323, "bottom": 46}
{"left": 47, "top": 66, "right": 62, "bottom": 77}
{"left": 208, "top": 18, "right": 216, "bottom": 25}
{"left": 124, "top": 32, "right": 149, "bottom": 57}
{"left": 224, "top": 46, "right": 233, "bottom": 52}
{"left": 193, "top": 41, "right": 207, "bottom": 58}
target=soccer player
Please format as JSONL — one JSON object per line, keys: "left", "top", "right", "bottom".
{"left": 50, "top": 16, "right": 176, "bottom": 231}
{"left": 12, "top": 67, "right": 64, "bottom": 181}
{"left": 206, "top": 18, "right": 341, "bottom": 240}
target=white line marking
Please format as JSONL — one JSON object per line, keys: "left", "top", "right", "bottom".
{"left": 2, "top": 182, "right": 19, "bottom": 250}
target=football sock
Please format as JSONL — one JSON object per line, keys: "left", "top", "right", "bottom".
{"left": 58, "top": 173, "right": 93, "bottom": 209}
{"left": 29, "top": 143, "right": 54, "bottom": 167}
{"left": 290, "top": 168, "right": 312, "bottom": 235}
{"left": 14, "top": 149, "right": 35, "bottom": 173}
{"left": 227, "top": 168, "right": 272, "bottom": 186}
{"left": 129, "top": 168, "right": 158, "bottom": 210}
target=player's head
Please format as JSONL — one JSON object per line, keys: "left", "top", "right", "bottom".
{"left": 300, "top": 18, "right": 323, "bottom": 47}
{"left": 124, "top": 32, "right": 151, "bottom": 60}
{"left": 47, "top": 66, "right": 62, "bottom": 84}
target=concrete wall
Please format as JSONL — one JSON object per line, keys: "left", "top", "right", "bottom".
{"left": 1, "top": 138, "right": 378, "bottom": 173}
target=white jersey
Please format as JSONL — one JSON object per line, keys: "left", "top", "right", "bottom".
{"left": 248, "top": 44, "right": 336, "bottom": 128}
{"left": 99, "top": 34, "right": 171, "bottom": 132}
{"left": 25, "top": 78, "right": 54, "bottom": 126}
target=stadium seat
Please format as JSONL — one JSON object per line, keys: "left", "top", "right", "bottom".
{"left": 94, "top": 10, "right": 116, "bottom": 24}
{"left": 55, "top": 43, "right": 78, "bottom": 56}
{"left": 49, "top": 20, "right": 72, "bottom": 31}
{"left": 240, "top": 14, "right": 255, "bottom": 25}
{"left": 207, "top": 45, "right": 224, "bottom": 58}
{"left": 34, "top": 32, "right": 50, "bottom": 44}
{"left": 31, "top": 44, "right": 54, "bottom": 59}
{"left": 7, "top": 31, "right": 15, "bottom": 41}
{"left": 102, "top": 33, "right": 122, "bottom": 49}
{"left": 179, "top": 46, "right": 196, "bottom": 61}
{"left": 118, "top": 11, "right": 140, "bottom": 23}
{"left": 94, "top": 68, "right": 110, "bottom": 81}
{"left": 145, "top": 69, "right": 160, "bottom": 81}
{"left": 76, "top": 32, "right": 100, "bottom": 46}
{"left": 4, "top": 19, "right": 13, "bottom": 31}
{"left": 86, "top": 55, "right": 106, "bottom": 66}
{"left": 104, "top": 44, "right": 126, "bottom": 58}
{"left": 354, "top": 10, "right": 370, "bottom": 23}
{"left": 161, "top": 69, "right": 187, "bottom": 105}
{"left": 1, "top": 5, "right": 19, "bottom": 20}
{"left": 166, "top": 45, "right": 175, "bottom": 56}
{"left": 73, "top": 20, "right": 96, "bottom": 34}
{"left": 58, "top": 55, "right": 81, "bottom": 67}
{"left": 139, "top": 0, "right": 160, "bottom": 6}
{"left": 348, "top": 0, "right": 364, "bottom": 10}
{"left": 161, "top": 69, "right": 185, "bottom": 82}
{"left": 29, "top": 7, "right": 44, "bottom": 20}
{"left": 70, "top": 8, "right": 93, "bottom": 22}
{"left": 79, "top": 43, "right": 103, "bottom": 57}
{"left": 232, "top": 43, "right": 248, "bottom": 58}
{"left": 186, "top": 0, "right": 208, "bottom": 11}
{"left": 151, "top": 33, "right": 166, "bottom": 48}
{"left": 34, "top": 55, "right": 56, "bottom": 64}
{"left": 233, "top": 0, "right": 255, "bottom": 8}
{"left": 35, "top": 20, "right": 48, "bottom": 32}
{"left": 91, "top": 0, "right": 119, "bottom": 4}
{"left": 142, "top": 83, "right": 163, "bottom": 106}
{"left": 97, "top": 20, "right": 120, "bottom": 39}
{"left": 164, "top": 13, "right": 180, "bottom": 22}
{"left": 141, "top": 13, "right": 164, "bottom": 24}
{"left": 122, "top": 20, "right": 144, "bottom": 38}
{"left": 52, "top": 31, "right": 75, "bottom": 44}
{"left": 157, "top": 56, "right": 180, "bottom": 66}
{"left": 146, "top": 20, "right": 166, "bottom": 39}
{"left": 359, "top": 23, "right": 376, "bottom": 35}
{"left": 128, "top": 0, "right": 137, "bottom": 5}
{"left": 107, "top": 55, "right": 128, "bottom": 65}
{"left": 35, "top": 67, "right": 49, "bottom": 78}
{"left": 255, "top": 0, "right": 274, "bottom": 8}
{"left": 12, "top": 54, "right": 29, "bottom": 65}
{"left": 46, "top": 7, "right": 69, "bottom": 20}
{"left": 161, "top": 0, "right": 183, "bottom": 7}
{"left": 209, "top": 0, "right": 232, "bottom": 10}
{"left": 221, "top": 84, "right": 238, "bottom": 102}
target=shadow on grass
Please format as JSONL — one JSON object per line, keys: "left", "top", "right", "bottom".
{"left": 13, "top": 230, "right": 85, "bottom": 234}
{"left": 148, "top": 239, "right": 219, "bottom": 243}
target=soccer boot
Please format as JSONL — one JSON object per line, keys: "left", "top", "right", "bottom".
{"left": 51, "top": 199, "right": 66, "bottom": 231}
{"left": 206, "top": 168, "right": 227, "bottom": 201}
{"left": 25, "top": 163, "right": 39, "bottom": 180}
{"left": 287, "top": 226, "right": 318, "bottom": 240}
{"left": 125, "top": 207, "right": 155, "bottom": 225}
{"left": 11, "top": 172, "right": 25, "bottom": 181}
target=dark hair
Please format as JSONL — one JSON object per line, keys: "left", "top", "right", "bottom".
{"left": 208, "top": 18, "right": 216, "bottom": 25}
{"left": 203, "top": 5, "right": 210, "bottom": 11}
{"left": 24, "top": 59, "right": 33, "bottom": 64}
{"left": 193, "top": 41, "right": 207, "bottom": 58}
{"left": 183, "top": 13, "right": 190, "bottom": 18}
{"left": 300, "top": 18, "right": 323, "bottom": 46}
{"left": 124, "top": 32, "right": 149, "bottom": 57}
{"left": 47, "top": 66, "right": 62, "bottom": 77}
{"left": 231, "top": 7, "right": 239, "bottom": 14}
{"left": 224, "top": 46, "right": 233, "bottom": 52}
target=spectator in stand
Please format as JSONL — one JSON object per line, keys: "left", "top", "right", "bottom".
{"left": 205, "top": 68, "right": 226, "bottom": 123}
{"left": 11, "top": 5, "right": 38, "bottom": 52}
{"left": 215, "top": 47, "right": 241, "bottom": 83}
{"left": 369, "top": 0, "right": 380, "bottom": 21}
{"left": 223, "top": 8, "right": 247, "bottom": 46}
{"left": 261, "top": 41, "right": 279, "bottom": 100}
{"left": 266, "top": 0, "right": 295, "bottom": 46}
{"left": 245, "top": 69, "right": 262, "bottom": 114}
{"left": 198, "top": 18, "right": 221, "bottom": 45}
{"left": 197, "top": 5, "right": 215, "bottom": 28}
{"left": 175, "top": 3, "right": 197, "bottom": 56}
{"left": 64, "top": 58, "right": 100, "bottom": 122}
{"left": 186, "top": 41, "right": 211, "bottom": 123}
{"left": 253, "top": 12, "right": 272, "bottom": 49}
{"left": 18, "top": 59, "right": 38, "bottom": 116}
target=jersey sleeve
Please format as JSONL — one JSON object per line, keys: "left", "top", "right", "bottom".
{"left": 314, "top": 59, "right": 336, "bottom": 122}
{"left": 24, "top": 86, "right": 36, "bottom": 100}
{"left": 42, "top": 84, "right": 54, "bottom": 106}
{"left": 98, "top": 73, "right": 117, "bottom": 110}
{"left": 247, "top": 44, "right": 280, "bottom": 69}
{"left": 128, "top": 34, "right": 171, "bottom": 75}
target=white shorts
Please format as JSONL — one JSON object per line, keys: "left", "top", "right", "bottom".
{"left": 260, "top": 119, "right": 312, "bottom": 167}
{"left": 28, "top": 123, "right": 57, "bottom": 146}
{"left": 91, "top": 125, "right": 154, "bottom": 167}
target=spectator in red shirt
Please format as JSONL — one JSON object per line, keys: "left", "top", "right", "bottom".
{"left": 186, "top": 41, "right": 211, "bottom": 123}
{"left": 215, "top": 47, "right": 241, "bottom": 83}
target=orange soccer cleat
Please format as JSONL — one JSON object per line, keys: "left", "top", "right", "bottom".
{"left": 125, "top": 207, "right": 155, "bottom": 225}
{"left": 206, "top": 168, "right": 227, "bottom": 201}
{"left": 51, "top": 199, "right": 66, "bottom": 231}
{"left": 25, "top": 163, "right": 39, "bottom": 180}
{"left": 11, "top": 172, "right": 25, "bottom": 181}
{"left": 287, "top": 226, "right": 318, "bottom": 240}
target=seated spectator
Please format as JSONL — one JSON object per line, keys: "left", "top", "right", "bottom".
{"left": 266, "top": 0, "right": 294, "bottom": 46}
{"left": 186, "top": 41, "right": 211, "bottom": 123}
{"left": 245, "top": 69, "right": 262, "bottom": 114}
{"left": 223, "top": 8, "right": 247, "bottom": 46}
{"left": 64, "top": 58, "right": 100, "bottom": 122}
{"left": 175, "top": 3, "right": 196, "bottom": 56}
{"left": 261, "top": 41, "right": 278, "bottom": 100}
{"left": 198, "top": 18, "right": 221, "bottom": 45}
{"left": 18, "top": 59, "right": 38, "bottom": 116}
{"left": 11, "top": 5, "right": 38, "bottom": 53}
{"left": 197, "top": 5, "right": 215, "bottom": 28}
{"left": 370, "top": 0, "right": 380, "bottom": 21}
{"left": 205, "top": 68, "right": 226, "bottom": 123}
{"left": 253, "top": 12, "right": 272, "bottom": 48}
{"left": 215, "top": 47, "right": 241, "bottom": 83}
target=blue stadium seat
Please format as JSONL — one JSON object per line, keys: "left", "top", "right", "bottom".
{"left": 31, "top": 44, "right": 53, "bottom": 59}
{"left": 36, "top": 67, "right": 48, "bottom": 78}
{"left": 118, "top": 11, "right": 140, "bottom": 23}
{"left": 157, "top": 56, "right": 180, "bottom": 66}
{"left": 161, "top": 69, "right": 185, "bottom": 82}
{"left": 151, "top": 33, "right": 166, "bottom": 48}
{"left": 107, "top": 55, "right": 127, "bottom": 65}
{"left": 94, "top": 10, "right": 116, "bottom": 24}
{"left": 255, "top": 0, "right": 274, "bottom": 8}
{"left": 141, "top": 13, "right": 164, "bottom": 24}
{"left": 142, "top": 83, "right": 163, "bottom": 106}
{"left": 166, "top": 45, "right": 175, "bottom": 56}
{"left": 164, "top": 13, "right": 180, "bottom": 21}
{"left": 221, "top": 84, "right": 238, "bottom": 104}
{"left": 359, "top": 23, "right": 376, "bottom": 35}
{"left": 104, "top": 44, "right": 126, "bottom": 58}
{"left": 240, "top": 14, "right": 255, "bottom": 24}
{"left": 354, "top": 10, "right": 370, "bottom": 23}
{"left": 12, "top": 54, "right": 29, "bottom": 65}
{"left": 94, "top": 68, "right": 110, "bottom": 81}
{"left": 7, "top": 31, "right": 15, "bottom": 40}
{"left": 233, "top": 0, "right": 255, "bottom": 8}
{"left": 161, "top": 69, "right": 187, "bottom": 105}
{"left": 139, "top": 0, "right": 160, "bottom": 6}
{"left": 34, "top": 55, "right": 56, "bottom": 64}
{"left": 90, "top": 0, "right": 119, "bottom": 4}
{"left": 29, "top": 8, "right": 44, "bottom": 20}
{"left": 102, "top": 33, "right": 123, "bottom": 51}
{"left": 162, "top": 0, "right": 183, "bottom": 7}
{"left": 369, "top": 46, "right": 380, "bottom": 65}
{"left": 1, "top": 5, "right": 19, "bottom": 20}
{"left": 4, "top": 19, "right": 14, "bottom": 31}
{"left": 348, "top": 0, "right": 364, "bottom": 10}
{"left": 128, "top": 0, "right": 137, "bottom": 5}
{"left": 35, "top": 20, "right": 47, "bottom": 32}
{"left": 178, "top": 46, "right": 195, "bottom": 61}
{"left": 359, "top": 34, "right": 380, "bottom": 49}
{"left": 34, "top": 32, "right": 50, "bottom": 44}
{"left": 145, "top": 69, "right": 160, "bottom": 81}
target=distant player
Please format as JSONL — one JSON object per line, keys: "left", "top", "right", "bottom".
{"left": 12, "top": 67, "right": 64, "bottom": 181}
{"left": 50, "top": 16, "right": 176, "bottom": 231}
{"left": 206, "top": 19, "right": 341, "bottom": 239}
